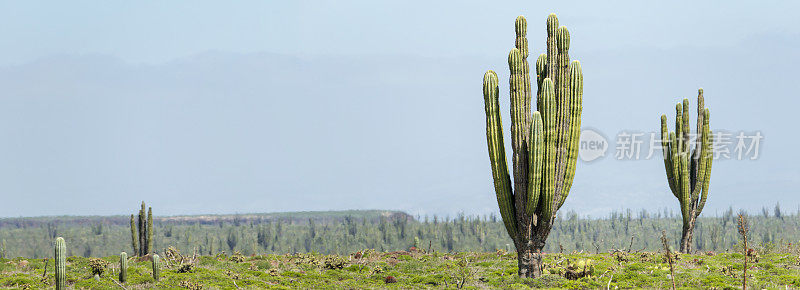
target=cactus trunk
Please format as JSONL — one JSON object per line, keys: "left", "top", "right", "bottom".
{"left": 516, "top": 237, "right": 546, "bottom": 278}
{"left": 483, "top": 13, "right": 583, "bottom": 278}
{"left": 54, "top": 237, "right": 66, "bottom": 290}
{"left": 660, "top": 89, "right": 713, "bottom": 253}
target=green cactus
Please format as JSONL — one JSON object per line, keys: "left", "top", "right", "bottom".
{"left": 133, "top": 202, "right": 154, "bottom": 256}
{"left": 130, "top": 214, "right": 138, "bottom": 255}
{"left": 483, "top": 13, "right": 583, "bottom": 278}
{"left": 147, "top": 207, "right": 153, "bottom": 253}
{"left": 119, "top": 252, "right": 128, "bottom": 283}
{"left": 138, "top": 202, "right": 145, "bottom": 256}
{"left": 54, "top": 237, "right": 66, "bottom": 290}
{"left": 660, "top": 89, "right": 713, "bottom": 253}
{"left": 152, "top": 254, "right": 161, "bottom": 281}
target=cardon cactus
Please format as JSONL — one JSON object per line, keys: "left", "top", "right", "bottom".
{"left": 132, "top": 202, "right": 153, "bottom": 256}
{"left": 483, "top": 13, "right": 583, "bottom": 278}
{"left": 119, "top": 252, "right": 128, "bottom": 283}
{"left": 152, "top": 254, "right": 161, "bottom": 281}
{"left": 54, "top": 237, "right": 66, "bottom": 290}
{"left": 660, "top": 89, "right": 713, "bottom": 253}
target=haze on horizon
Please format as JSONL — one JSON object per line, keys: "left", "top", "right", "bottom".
{"left": 0, "top": 1, "right": 798, "bottom": 218}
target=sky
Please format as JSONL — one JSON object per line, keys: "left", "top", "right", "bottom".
{"left": 0, "top": 1, "right": 798, "bottom": 218}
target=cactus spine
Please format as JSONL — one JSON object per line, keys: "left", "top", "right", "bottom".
{"left": 54, "top": 237, "right": 66, "bottom": 290}
{"left": 483, "top": 13, "right": 583, "bottom": 278}
{"left": 119, "top": 252, "right": 128, "bottom": 283}
{"left": 152, "top": 254, "right": 161, "bottom": 281}
{"left": 660, "top": 89, "right": 713, "bottom": 253}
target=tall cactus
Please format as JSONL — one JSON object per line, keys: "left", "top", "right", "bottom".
{"left": 119, "top": 252, "right": 128, "bottom": 283}
{"left": 132, "top": 202, "right": 153, "bottom": 256}
{"left": 660, "top": 89, "right": 713, "bottom": 253}
{"left": 152, "top": 254, "right": 161, "bottom": 281}
{"left": 483, "top": 13, "right": 583, "bottom": 278}
{"left": 54, "top": 237, "right": 66, "bottom": 290}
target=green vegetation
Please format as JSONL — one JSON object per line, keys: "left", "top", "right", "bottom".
{"left": 483, "top": 13, "right": 584, "bottom": 277}
{"left": 4, "top": 209, "right": 800, "bottom": 288}
{"left": 3, "top": 247, "right": 800, "bottom": 289}
{"left": 2, "top": 208, "right": 799, "bottom": 259}
{"left": 661, "top": 90, "right": 714, "bottom": 253}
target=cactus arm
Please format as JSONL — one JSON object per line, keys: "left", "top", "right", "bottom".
{"left": 669, "top": 132, "right": 680, "bottom": 199}
{"left": 546, "top": 14, "right": 558, "bottom": 85}
{"left": 558, "top": 60, "right": 583, "bottom": 209}
{"left": 509, "top": 48, "right": 531, "bottom": 231}
{"left": 697, "top": 127, "right": 713, "bottom": 215}
{"left": 483, "top": 70, "right": 517, "bottom": 238}
{"left": 508, "top": 48, "right": 527, "bottom": 155}
{"left": 535, "top": 53, "right": 547, "bottom": 110}
{"left": 515, "top": 16, "right": 529, "bottom": 58}
{"left": 553, "top": 26, "right": 571, "bottom": 210}
{"left": 692, "top": 108, "right": 709, "bottom": 203}
{"left": 675, "top": 103, "right": 683, "bottom": 153}
{"left": 130, "top": 214, "right": 138, "bottom": 255}
{"left": 526, "top": 112, "right": 544, "bottom": 215}
{"left": 661, "top": 115, "right": 677, "bottom": 195}
{"left": 55, "top": 237, "right": 66, "bottom": 290}
{"left": 682, "top": 99, "right": 690, "bottom": 152}
{"left": 515, "top": 16, "right": 532, "bottom": 128}
{"left": 147, "top": 207, "right": 153, "bottom": 254}
{"left": 539, "top": 78, "right": 557, "bottom": 221}
{"left": 680, "top": 153, "right": 691, "bottom": 227}
{"left": 691, "top": 90, "right": 705, "bottom": 192}
{"left": 542, "top": 15, "right": 558, "bottom": 220}
{"left": 138, "top": 202, "right": 145, "bottom": 256}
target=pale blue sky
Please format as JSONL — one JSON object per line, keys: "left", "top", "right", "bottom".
{"left": 0, "top": 1, "right": 798, "bottom": 217}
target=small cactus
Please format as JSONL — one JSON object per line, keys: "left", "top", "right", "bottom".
{"left": 54, "top": 237, "right": 66, "bottom": 290}
{"left": 119, "top": 252, "right": 128, "bottom": 283}
{"left": 152, "top": 254, "right": 161, "bottom": 281}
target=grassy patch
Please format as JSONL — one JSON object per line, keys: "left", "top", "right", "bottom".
{"left": 1, "top": 251, "right": 798, "bottom": 288}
